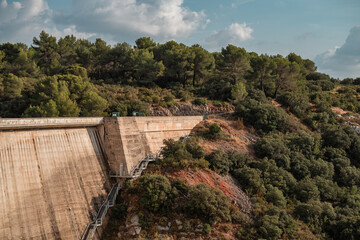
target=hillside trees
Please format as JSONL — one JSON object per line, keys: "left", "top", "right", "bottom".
{"left": 217, "top": 45, "right": 251, "bottom": 85}
{"left": 132, "top": 48, "right": 165, "bottom": 86}
{"left": 0, "top": 43, "right": 39, "bottom": 76}
{"left": 191, "top": 44, "right": 215, "bottom": 86}
{"left": 23, "top": 67, "right": 107, "bottom": 117}
{"left": 249, "top": 54, "right": 274, "bottom": 93}
{"left": 272, "top": 57, "right": 301, "bottom": 98}
{"left": 32, "top": 31, "right": 61, "bottom": 75}
{"left": 0, "top": 30, "right": 352, "bottom": 118}
{"left": 135, "top": 37, "right": 157, "bottom": 50}
{"left": 156, "top": 41, "right": 195, "bottom": 87}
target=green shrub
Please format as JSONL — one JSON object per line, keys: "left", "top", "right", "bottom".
{"left": 337, "top": 166, "right": 360, "bottom": 186}
{"left": 206, "top": 150, "right": 230, "bottom": 175}
{"left": 152, "top": 95, "right": 161, "bottom": 104}
{"left": 231, "top": 211, "right": 251, "bottom": 224}
{"left": 323, "top": 127, "right": 352, "bottom": 150}
{"left": 134, "top": 174, "right": 174, "bottom": 214}
{"left": 185, "top": 183, "right": 231, "bottom": 225}
{"left": 163, "top": 94, "right": 175, "bottom": 102}
{"left": 296, "top": 178, "right": 320, "bottom": 202}
{"left": 236, "top": 98, "right": 288, "bottom": 134}
{"left": 162, "top": 139, "right": 193, "bottom": 160}
{"left": 160, "top": 138, "right": 208, "bottom": 169}
{"left": 185, "top": 138, "right": 205, "bottom": 159}
{"left": 233, "top": 166, "right": 263, "bottom": 194}
{"left": 192, "top": 97, "right": 207, "bottom": 106}
{"left": 277, "top": 92, "right": 309, "bottom": 118}
{"left": 208, "top": 123, "right": 222, "bottom": 139}
{"left": 203, "top": 223, "right": 211, "bottom": 234}
{"left": 254, "top": 133, "right": 290, "bottom": 162}
{"left": 265, "top": 185, "right": 287, "bottom": 207}
{"left": 313, "top": 176, "right": 342, "bottom": 201}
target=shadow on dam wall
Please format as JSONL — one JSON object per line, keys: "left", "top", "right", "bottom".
{"left": 0, "top": 116, "right": 203, "bottom": 239}
{"left": 0, "top": 127, "right": 112, "bottom": 239}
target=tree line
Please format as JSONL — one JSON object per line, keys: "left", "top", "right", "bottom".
{"left": 0, "top": 31, "right": 345, "bottom": 117}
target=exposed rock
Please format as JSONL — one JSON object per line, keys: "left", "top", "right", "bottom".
{"left": 222, "top": 174, "right": 253, "bottom": 215}
{"left": 126, "top": 214, "right": 139, "bottom": 228}
{"left": 157, "top": 224, "right": 170, "bottom": 231}
{"left": 134, "top": 226, "right": 141, "bottom": 235}
{"left": 195, "top": 224, "right": 203, "bottom": 232}
{"left": 176, "top": 219, "right": 183, "bottom": 230}
{"left": 150, "top": 103, "right": 234, "bottom": 116}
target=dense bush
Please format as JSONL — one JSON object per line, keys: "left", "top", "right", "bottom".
{"left": 232, "top": 166, "right": 263, "bottom": 194}
{"left": 134, "top": 174, "right": 174, "bottom": 214}
{"left": 192, "top": 97, "right": 207, "bottom": 106}
{"left": 160, "top": 138, "right": 209, "bottom": 169}
{"left": 206, "top": 150, "right": 231, "bottom": 175}
{"left": 236, "top": 97, "right": 288, "bottom": 134}
{"left": 277, "top": 91, "right": 309, "bottom": 118}
{"left": 197, "top": 123, "right": 227, "bottom": 140}
{"left": 185, "top": 183, "right": 231, "bottom": 224}
{"left": 256, "top": 207, "right": 296, "bottom": 240}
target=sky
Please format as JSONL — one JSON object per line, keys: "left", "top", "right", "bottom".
{"left": 0, "top": 0, "right": 359, "bottom": 79}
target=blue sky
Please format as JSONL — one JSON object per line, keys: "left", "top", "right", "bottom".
{"left": 0, "top": 0, "right": 359, "bottom": 78}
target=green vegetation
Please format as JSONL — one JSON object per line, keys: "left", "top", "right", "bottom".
{"left": 128, "top": 173, "right": 233, "bottom": 226}
{"left": 0, "top": 30, "right": 344, "bottom": 118}
{"left": 3, "top": 30, "right": 360, "bottom": 239}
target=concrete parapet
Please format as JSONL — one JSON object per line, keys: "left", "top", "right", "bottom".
{"left": 0, "top": 117, "right": 104, "bottom": 130}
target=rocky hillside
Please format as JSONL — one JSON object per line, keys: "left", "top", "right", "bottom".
{"left": 149, "top": 103, "right": 235, "bottom": 116}
{"left": 103, "top": 114, "right": 257, "bottom": 240}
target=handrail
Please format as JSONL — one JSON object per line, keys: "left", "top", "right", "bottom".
{"left": 109, "top": 150, "right": 163, "bottom": 178}
{"left": 81, "top": 183, "right": 121, "bottom": 240}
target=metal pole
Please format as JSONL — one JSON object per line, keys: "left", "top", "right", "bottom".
{"left": 69, "top": 207, "right": 79, "bottom": 240}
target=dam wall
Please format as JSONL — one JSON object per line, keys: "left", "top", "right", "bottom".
{"left": 0, "top": 116, "right": 203, "bottom": 239}
{"left": 0, "top": 127, "right": 111, "bottom": 240}
{"left": 104, "top": 116, "right": 203, "bottom": 176}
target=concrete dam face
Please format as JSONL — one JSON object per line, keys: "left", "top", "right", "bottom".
{"left": 0, "top": 116, "right": 202, "bottom": 239}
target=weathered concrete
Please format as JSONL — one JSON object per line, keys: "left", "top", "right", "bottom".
{"left": 104, "top": 116, "right": 203, "bottom": 176}
{"left": 0, "top": 127, "right": 111, "bottom": 240}
{"left": 0, "top": 116, "right": 203, "bottom": 239}
{"left": 0, "top": 117, "right": 104, "bottom": 130}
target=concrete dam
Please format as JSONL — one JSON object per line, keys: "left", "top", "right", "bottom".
{"left": 0, "top": 116, "right": 203, "bottom": 239}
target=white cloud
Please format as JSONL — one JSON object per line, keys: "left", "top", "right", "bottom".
{"left": 48, "top": 25, "right": 96, "bottom": 40}
{"left": 56, "top": 0, "right": 206, "bottom": 41}
{"left": 205, "top": 23, "right": 253, "bottom": 50}
{"left": 315, "top": 25, "right": 360, "bottom": 79}
{"left": 0, "top": 0, "right": 206, "bottom": 45}
{"left": 0, "top": 0, "right": 51, "bottom": 43}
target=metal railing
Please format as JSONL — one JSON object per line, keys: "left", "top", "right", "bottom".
{"left": 81, "top": 183, "right": 121, "bottom": 240}
{"left": 109, "top": 150, "right": 163, "bottom": 178}
{"left": 81, "top": 150, "right": 163, "bottom": 240}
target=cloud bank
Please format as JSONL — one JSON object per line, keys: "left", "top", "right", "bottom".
{"left": 0, "top": 0, "right": 206, "bottom": 44}
{"left": 61, "top": 0, "right": 206, "bottom": 40}
{"left": 315, "top": 26, "right": 360, "bottom": 79}
{"left": 0, "top": 0, "right": 92, "bottom": 43}
{"left": 205, "top": 23, "right": 253, "bottom": 50}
